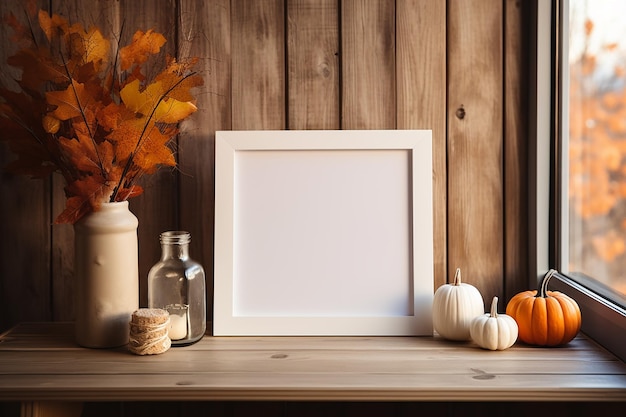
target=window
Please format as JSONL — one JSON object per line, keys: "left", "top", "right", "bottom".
{"left": 533, "top": 0, "right": 626, "bottom": 361}
{"left": 565, "top": 0, "right": 626, "bottom": 309}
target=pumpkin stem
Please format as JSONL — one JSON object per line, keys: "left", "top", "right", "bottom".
{"left": 538, "top": 269, "right": 558, "bottom": 298}
{"left": 453, "top": 268, "right": 462, "bottom": 286}
{"left": 490, "top": 296, "right": 499, "bottom": 318}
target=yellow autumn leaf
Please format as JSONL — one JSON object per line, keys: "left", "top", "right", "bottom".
{"left": 119, "top": 79, "right": 153, "bottom": 116}
{"left": 120, "top": 79, "right": 197, "bottom": 123}
{"left": 153, "top": 97, "right": 197, "bottom": 123}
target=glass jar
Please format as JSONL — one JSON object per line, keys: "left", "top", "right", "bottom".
{"left": 148, "top": 231, "right": 206, "bottom": 346}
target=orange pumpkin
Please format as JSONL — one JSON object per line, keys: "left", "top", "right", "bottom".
{"left": 505, "top": 269, "right": 581, "bottom": 346}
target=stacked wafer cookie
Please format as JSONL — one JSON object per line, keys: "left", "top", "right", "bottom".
{"left": 128, "top": 308, "right": 171, "bottom": 355}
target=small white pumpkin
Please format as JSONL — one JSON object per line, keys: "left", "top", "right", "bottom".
{"left": 432, "top": 268, "right": 484, "bottom": 341}
{"left": 470, "top": 296, "right": 518, "bottom": 351}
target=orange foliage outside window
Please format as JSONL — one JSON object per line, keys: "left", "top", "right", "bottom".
{"left": 568, "top": 13, "right": 626, "bottom": 293}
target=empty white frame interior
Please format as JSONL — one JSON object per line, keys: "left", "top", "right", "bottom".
{"left": 213, "top": 130, "right": 433, "bottom": 336}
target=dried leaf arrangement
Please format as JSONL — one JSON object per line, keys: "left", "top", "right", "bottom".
{"left": 0, "top": 7, "right": 203, "bottom": 223}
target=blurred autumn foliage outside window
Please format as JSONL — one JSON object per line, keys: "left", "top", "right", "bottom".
{"left": 567, "top": 0, "right": 626, "bottom": 300}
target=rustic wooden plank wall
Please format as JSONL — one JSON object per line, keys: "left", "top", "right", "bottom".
{"left": 448, "top": 0, "right": 504, "bottom": 302}
{"left": 0, "top": 0, "right": 528, "bottom": 339}
{"left": 287, "top": 0, "right": 339, "bottom": 130}
{"left": 178, "top": 0, "right": 231, "bottom": 331}
{"left": 504, "top": 0, "right": 529, "bottom": 301}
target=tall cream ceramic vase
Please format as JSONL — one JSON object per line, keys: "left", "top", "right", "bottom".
{"left": 73, "top": 201, "right": 139, "bottom": 348}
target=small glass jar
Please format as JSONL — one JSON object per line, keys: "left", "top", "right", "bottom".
{"left": 148, "top": 231, "right": 206, "bottom": 346}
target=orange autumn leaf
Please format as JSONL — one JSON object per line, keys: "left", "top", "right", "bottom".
{"left": 97, "top": 102, "right": 129, "bottom": 132}
{"left": 71, "top": 175, "right": 116, "bottom": 204}
{"left": 55, "top": 195, "right": 92, "bottom": 224}
{"left": 38, "top": 10, "right": 68, "bottom": 42}
{"left": 58, "top": 129, "right": 114, "bottom": 176}
{"left": 119, "top": 29, "right": 166, "bottom": 71}
{"left": 46, "top": 80, "right": 94, "bottom": 121}
{"left": 134, "top": 125, "right": 177, "bottom": 173}
{"left": 57, "top": 175, "right": 116, "bottom": 223}
{"left": 8, "top": 48, "right": 66, "bottom": 90}
{"left": 42, "top": 114, "right": 61, "bottom": 134}
{"left": 106, "top": 117, "right": 175, "bottom": 172}
{"left": 154, "top": 57, "right": 204, "bottom": 101}
{"left": 106, "top": 117, "right": 147, "bottom": 162}
{"left": 116, "top": 184, "right": 144, "bottom": 201}
{"left": 68, "top": 26, "right": 110, "bottom": 69}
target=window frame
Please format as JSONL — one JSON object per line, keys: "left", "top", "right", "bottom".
{"left": 531, "top": 0, "right": 626, "bottom": 362}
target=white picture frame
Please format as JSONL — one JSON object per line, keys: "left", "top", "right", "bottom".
{"left": 213, "top": 130, "right": 433, "bottom": 336}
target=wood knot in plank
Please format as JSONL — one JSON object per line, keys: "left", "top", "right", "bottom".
{"left": 471, "top": 368, "right": 496, "bottom": 380}
{"left": 455, "top": 105, "right": 466, "bottom": 120}
{"left": 271, "top": 353, "right": 288, "bottom": 359}
{"left": 175, "top": 380, "right": 195, "bottom": 385}
{"left": 318, "top": 62, "right": 331, "bottom": 78}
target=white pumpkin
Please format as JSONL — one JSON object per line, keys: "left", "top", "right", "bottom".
{"left": 432, "top": 268, "right": 484, "bottom": 341}
{"left": 470, "top": 296, "right": 518, "bottom": 351}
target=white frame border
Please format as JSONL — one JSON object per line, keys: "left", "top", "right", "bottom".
{"left": 213, "top": 130, "right": 433, "bottom": 336}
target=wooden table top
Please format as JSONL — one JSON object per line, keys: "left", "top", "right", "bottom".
{"left": 1, "top": 322, "right": 625, "bottom": 402}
